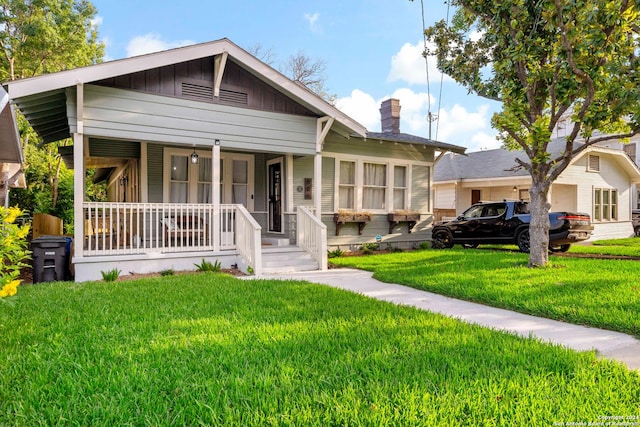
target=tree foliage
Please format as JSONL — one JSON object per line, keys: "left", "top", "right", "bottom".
{"left": 0, "top": 0, "right": 103, "bottom": 81}
{"left": 1, "top": 0, "right": 105, "bottom": 229}
{"left": 425, "top": 0, "right": 640, "bottom": 266}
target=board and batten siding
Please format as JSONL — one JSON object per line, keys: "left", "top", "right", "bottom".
{"left": 67, "top": 85, "right": 318, "bottom": 155}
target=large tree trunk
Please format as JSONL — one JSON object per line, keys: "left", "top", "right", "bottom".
{"left": 528, "top": 179, "right": 551, "bottom": 267}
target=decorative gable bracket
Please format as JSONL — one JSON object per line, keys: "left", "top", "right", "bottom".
{"left": 316, "top": 116, "right": 335, "bottom": 153}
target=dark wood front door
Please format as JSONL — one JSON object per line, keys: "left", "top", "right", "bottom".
{"left": 268, "top": 160, "right": 282, "bottom": 233}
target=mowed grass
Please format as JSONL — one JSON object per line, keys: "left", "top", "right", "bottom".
{"left": 1, "top": 274, "right": 638, "bottom": 425}
{"left": 331, "top": 248, "right": 640, "bottom": 337}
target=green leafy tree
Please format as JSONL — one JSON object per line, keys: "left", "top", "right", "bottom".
{"left": 1, "top": 0, "right": 105, "bottom": 228}
{"left": 424, "top": 0, "right": 640, "bottom": 266}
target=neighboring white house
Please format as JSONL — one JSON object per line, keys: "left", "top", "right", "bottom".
{"left": 0, "top": 86, "right": 25, "bottom": 208}
{"left": 433, "top": 139, "right": 640, "bottom": 241}
{"left": 2, "top": 38, "right": 465, "bottom": 281}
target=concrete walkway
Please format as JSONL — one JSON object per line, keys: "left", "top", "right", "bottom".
{"left": 248, "top": 268, "right": 640, "bottom": 371}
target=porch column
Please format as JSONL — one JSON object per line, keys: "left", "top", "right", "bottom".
{"left": 212, "top": 140, "right": 221, "bottom": 251}
{"left": 73, "top": 83, "right": 85, "bottom": 259}
{"left": 314, "top": 153, "right": 322, "bottom": 219}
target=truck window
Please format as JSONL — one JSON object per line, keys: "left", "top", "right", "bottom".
{"left": 483, "top": 204, "right": 506, "bottom": 217}
{"left": 463, "top": 205, "right": 484, "bottom": 219}
{"left": 514, "top": 203, "right": 529, "bottom": 215}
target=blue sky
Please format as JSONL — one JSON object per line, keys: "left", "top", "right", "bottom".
{"left": 91, "top": 0, "right": 502, "bottom": 152}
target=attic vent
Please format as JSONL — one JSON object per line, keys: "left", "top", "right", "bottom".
{"left": 588, "top": 154, "right": 600, "bottom": 172}
{"left": 220, "top": 89, "right": 248, "bottom": 105}
{"left": 181, "top": 82, "right": 213, "bottom": 101}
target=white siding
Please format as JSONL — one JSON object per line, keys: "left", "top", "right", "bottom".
{"left": 434, "top": 184, "right": 456, "bottom": 209}
{"left": 557, "top": 154, "right": 632, "bottom": 222}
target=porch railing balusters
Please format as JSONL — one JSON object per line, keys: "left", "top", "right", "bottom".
{"left": 297, "top": 206, "right": 327, "bottom": 270}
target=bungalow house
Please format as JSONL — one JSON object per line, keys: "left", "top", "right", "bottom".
{"left": 0, "top": 86, "right": 25, "bottom": 207}
{"left": 2, "top": 38, "right": 465, "bottom": 281}
{"left": 433, "top": 139, "right": 640, "bottom": 241}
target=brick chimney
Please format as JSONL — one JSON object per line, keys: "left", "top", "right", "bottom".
{"left": 380, "top": 98, "right": 401, "bottom": 134}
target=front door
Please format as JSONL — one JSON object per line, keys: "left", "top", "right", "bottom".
{"left": 267, "top": 158, "right": 283, "bottom": 233}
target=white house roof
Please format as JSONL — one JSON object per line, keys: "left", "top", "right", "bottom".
{"left": 435, "top": 139, "right": 640, "bottom": 183}
{"left": 4, "top": 38, "right": 367, "bottom": 143}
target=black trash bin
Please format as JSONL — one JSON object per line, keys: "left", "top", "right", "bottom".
{"left": 32, "top": 236, "right": 69, "bottom": 283}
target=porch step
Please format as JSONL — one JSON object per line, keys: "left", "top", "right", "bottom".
{"left": 262, "top": 237, "right": 291, "bottom": 247}
{"left": 261, "top": 246, "right": 319, "bottom": 274}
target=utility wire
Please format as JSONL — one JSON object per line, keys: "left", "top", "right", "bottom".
{"left": 435, "top": 0, "right": 451, "bottom": 141}
{"left": 421, "top": 0, "right": 451, "bottom": 141}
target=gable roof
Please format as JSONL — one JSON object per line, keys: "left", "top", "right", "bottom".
{"left": 435, "top": 139, "right": 640, "bottom": 183}
{"left": 4, "top": 38, "right": 367, "bottom": 143}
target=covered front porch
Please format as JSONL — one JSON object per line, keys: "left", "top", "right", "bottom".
{"left": 75, "top": 201, "right": 326, "bottom": 281}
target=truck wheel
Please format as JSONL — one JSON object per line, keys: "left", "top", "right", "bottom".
{"left": 516, "top": 230, "right": 530, "bottom": 253}
{"left": 549, "top": 244, "right": 571, "bottom": 252}
{"left": 432, "top": 229, "right": 454, "bottom": 249}
{"left": 462, "top": 243, "right": 479, "bottom": 249}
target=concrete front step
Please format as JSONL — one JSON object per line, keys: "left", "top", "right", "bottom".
{"left": 261, "top": 246, "right": 319, "bottom": 273}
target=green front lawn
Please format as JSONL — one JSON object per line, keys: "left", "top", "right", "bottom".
{"left": 331, "top": 248, "right": 640, "bottom": 337}
{"left": 1, "top": 274, "right": 638, "bottom": 425}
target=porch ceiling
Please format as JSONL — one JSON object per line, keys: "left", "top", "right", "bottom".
{"left": 12, "top": 89, "right": 69, "bottom": 144}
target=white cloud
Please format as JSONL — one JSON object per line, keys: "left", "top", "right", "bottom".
{"left": 336, "top": 88, "right": 499, "bottom": 152}
{"left": 335, "top": 89, "right": 380, "bottom": 130}
{"left": 304, "top": 12, "right": 321, "bottom": 34}
{"left": 436, "top": 103, "right": 499, "bottom": 151}
{"left": 387, "top": 40, "right": 453, "bottom": 86}
{"left": 126, "top": 33, "right": 195, "bottom": 57}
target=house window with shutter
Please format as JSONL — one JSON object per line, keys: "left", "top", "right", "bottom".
{"left": 593, "top": 188, "right": 618, "bottom": 221}
{"left": 587, "top": 155, "right": 600, "bottom": 172}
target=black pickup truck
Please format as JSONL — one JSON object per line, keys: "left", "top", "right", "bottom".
{"left": 431, "top": 200, "right": 593, "bottom": 253}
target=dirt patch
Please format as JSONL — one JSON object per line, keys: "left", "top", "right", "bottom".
{"left": 17, "top": 266, "right": 245, "bottom": 284}
{"left": 118, "top": 268, "right": 245, "bottom": 281}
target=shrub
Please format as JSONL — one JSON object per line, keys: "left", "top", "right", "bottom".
{"left": 361, "top": 243, "right": 379, "bottom": 255}
{"left": 327, "top": 248, "right": 344, "bottom": 258}
{"left": 0, "top": 207, "right": 30, "bottom": 301}
{"left": 160, "top": 269, "right": 174, "bottom": 276}
{"left": 194, "top": 259, "right": 221, "bottom": 273}
{"left": 101, "top": 268, "right": 121, "bottom": 282}
{"left": 417, "top": 241, "right": 431, "bottom": 250}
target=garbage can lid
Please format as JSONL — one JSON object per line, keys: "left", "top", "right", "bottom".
{"left": 33, "top": 235, "right": 70, "bottom": 243}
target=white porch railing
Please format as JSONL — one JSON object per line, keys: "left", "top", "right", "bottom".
{"left": 82, "top": 202, "right": 238, "bottom": 256}
{"left": 234, "top": 205, "right": 262, "bottom": 275}
{"left": 297, "top": 206, "right": 327, "bottom": 270}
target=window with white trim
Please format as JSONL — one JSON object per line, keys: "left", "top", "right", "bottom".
{"left": 338, "top": 160, "right": 356, "bottom": 210}
{"left": 163, "top": 148, "right": 254, "bottom": 209}
{"left": 393, "top": 165, "right": 407, "bottom": 210}
{"left": 334, "top": 157, "right": 420, "bottom": 212}
{"left": 593, "top": 188, "right": 617, "bottom": 221}
{"left": 362, "top": 162, "right": 387, "bottom": 210}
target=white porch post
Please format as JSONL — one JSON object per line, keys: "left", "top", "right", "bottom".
{"left": 314, "top": 153, "right": 322, "bottom": 219}
{"left": 73, "top": 83, "right": 85, "bottom": 258}
{"left": 315, "top": 117, "right": 334, "bottom": 219}
{"left": 212, "top": 140, "right": 221, "bottom": 251}
{"left": 286, "top": 154, "right": 294, "bottom": 213}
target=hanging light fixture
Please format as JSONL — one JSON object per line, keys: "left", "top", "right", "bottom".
{"left": 190, "top": 147, "right": 199, "bottom": 164}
